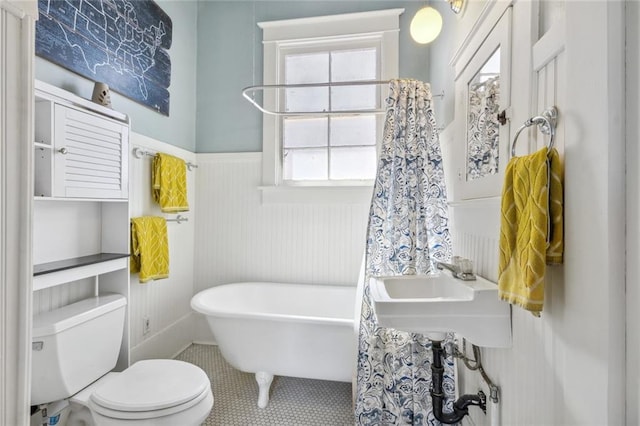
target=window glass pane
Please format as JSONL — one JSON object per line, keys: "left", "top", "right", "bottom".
{"left": 331, "top": 86, "right": 377, "bottom": 111}
{"left": 331, "top": 48, "right": 378, "bottom": 111}
{"left": 286, "top": 52, "right": 329, "bottom": 84}
{"left": 285, "top": 52, "right": 329, "bottom": 112}
{"left": 283, "top": 117, "right": 328, "bottom": 148}
{"left": 330, "top": 116, "right": 377, "bottom": 147}
{"left": 332, "top": 48, "right": 377, "bottom": 82}
{"left": 283, "top": 148, "right": 328, "bottom": 181}
{"left": 330, "top": 146, "right": 377, "bottom": 180}
{"left": 285, "top": 87, "right": 329, "bottom": 113}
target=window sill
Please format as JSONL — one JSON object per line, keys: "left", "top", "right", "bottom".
{"left": 258, "top": 184, "right": 373, "bottom": 204}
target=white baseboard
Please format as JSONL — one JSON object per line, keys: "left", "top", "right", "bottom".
{"left": 130, "top": 312, "right": 196, "bottom": 362}
{"left": 192, "top": 340, "right": 217, "bottom": 345}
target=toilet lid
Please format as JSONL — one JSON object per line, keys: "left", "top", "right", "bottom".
{"left": 90, "top": 359, "right": 210, "bottom": 413}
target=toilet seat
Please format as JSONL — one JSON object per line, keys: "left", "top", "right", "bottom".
{"left": 88, "top": 359, "right": 211, "bottom": 420}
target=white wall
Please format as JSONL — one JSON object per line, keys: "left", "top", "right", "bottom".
{"left": 440, "top": 1, "right": 627, "bottom": 424}
{"left": 626, "top": 1, "right": 640, "bottom": 423}
{"left": 192, "top": 153, "right": 370, "bottom": 342}
{"left": 128, "top": 132, "right": 197, "bottom": 362}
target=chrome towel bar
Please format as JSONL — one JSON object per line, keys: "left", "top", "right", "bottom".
{"left": 132, "top": 147, "right": 198, "bottom": 171}
{"left": 166, "top": 215, "right": 188, "bottom": 224}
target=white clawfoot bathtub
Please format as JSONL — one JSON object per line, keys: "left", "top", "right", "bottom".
{"left": 191, "top": 282, "right": 357, "bottom": 408}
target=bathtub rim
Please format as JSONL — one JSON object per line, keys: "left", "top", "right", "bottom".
{"left": 191, "top": 282, "right": 356, "bottom": 327}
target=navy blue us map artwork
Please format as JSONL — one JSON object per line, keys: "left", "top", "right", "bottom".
{"left": 36, "top": 0, "right": 172, "bottom": 116}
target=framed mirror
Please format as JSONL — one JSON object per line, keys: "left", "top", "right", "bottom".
{"left": 452, "top": 8, "right": 511, "bottom": 201}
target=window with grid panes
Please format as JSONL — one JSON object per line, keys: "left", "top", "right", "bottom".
{"left": 282, "top": 47, "right": 379, "bottom": 182}
{"left": 259, "top": 9, "right": 402, "bottom": 201}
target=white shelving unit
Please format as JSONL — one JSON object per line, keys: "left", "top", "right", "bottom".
{"left": 34, "top": 85, "right": 129, "bottom": 199}
{"left": 33, "top": 80, "right": 132, "bottom": 370}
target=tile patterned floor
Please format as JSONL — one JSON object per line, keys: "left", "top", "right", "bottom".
{"left": 175, "top": 344, "right": 354, "bottom": 426}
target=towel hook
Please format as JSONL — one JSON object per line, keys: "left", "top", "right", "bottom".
{"left": 510, "top": 106, "right": 557, "bottom": 158}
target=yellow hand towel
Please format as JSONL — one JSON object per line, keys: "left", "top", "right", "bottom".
{"left": 152, "top": 153, "right": 189, "bottom": 213}
{"left": 498, "top": 147, "right": 563, "bottom": 316}
{"left": 130, "top": 216, "right": 169, "bottom": 283}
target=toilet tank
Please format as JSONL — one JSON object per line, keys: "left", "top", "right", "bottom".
{"left": 31, "top": 293, "right": 127, "bottom": 406}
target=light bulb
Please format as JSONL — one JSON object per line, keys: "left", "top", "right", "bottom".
{"left": 410, "top": 6, "right": 443, "bottom": 44}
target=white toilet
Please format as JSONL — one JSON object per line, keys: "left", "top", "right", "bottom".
{"left": 31, "top": 293, "right": 213, "bottom": 426}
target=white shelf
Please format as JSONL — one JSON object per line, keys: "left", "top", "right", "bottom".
{"left": 34, "top": 196, "right": 128, "bottom": 203}
{"left": 35, "top": 80, "right": 129, "bottom": 123}
{"left": 33, "top": 254, "right": 129, "bottom": 291}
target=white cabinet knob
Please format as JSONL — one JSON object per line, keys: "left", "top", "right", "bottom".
{"left": 58, "top": 147, "right": 68, "bottom": 155}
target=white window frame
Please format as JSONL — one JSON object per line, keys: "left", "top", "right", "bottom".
{"left": 258, "top": 9, "right": 403, "bottom": 203}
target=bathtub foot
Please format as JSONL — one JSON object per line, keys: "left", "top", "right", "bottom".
{"left": 255, "top": 372, "right": 273, "bottom": 408}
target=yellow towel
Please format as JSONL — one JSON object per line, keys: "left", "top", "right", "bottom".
{"left": 130, "top": 216, "right": 169, "bottom": 283}
{"left": 152, "top": 153, "right": 189, "bottom": 213}
{"left": 498, "top": 147, "right": 563, "bottom": 316}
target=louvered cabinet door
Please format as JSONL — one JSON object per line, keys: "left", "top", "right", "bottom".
{"left": 53, "top": 105, "right": 129, "bottom": 199}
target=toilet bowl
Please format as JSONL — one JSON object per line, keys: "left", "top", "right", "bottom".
{"left": 67, "top": 360, "right": 213, "bottom": 426}
{"left": 31, "top": 294, "right": 213, "bottom": 426}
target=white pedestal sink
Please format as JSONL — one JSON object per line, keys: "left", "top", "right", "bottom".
{"left": 370, "top": 271, "right": 511, "bottom": 348}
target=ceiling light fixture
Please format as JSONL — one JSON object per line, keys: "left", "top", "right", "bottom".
{"left": 448, "top": 0, "right": 465, "bottom": 14}
{"left": 410, "top": 6, "right": 443, "bottom": 44}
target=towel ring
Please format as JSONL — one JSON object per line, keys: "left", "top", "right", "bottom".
{"left": 510, "top": 106, "right": 558, "bottom": 157}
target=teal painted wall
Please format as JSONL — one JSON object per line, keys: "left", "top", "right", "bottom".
{"left": 429, "top": 0, "right": 457, "bottom": 127}
{"left": 35, "top": 0, "right": 199, "bottom": 152}
{"left": 195, "top": 1, "right": 432, "bottom": 153}
{"left": 34, "top": 1, "right": 437, "bottom": 153}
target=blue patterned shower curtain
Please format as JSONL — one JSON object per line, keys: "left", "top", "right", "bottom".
{"left": 355, "top": 79, "right": 454, "bottom": 425}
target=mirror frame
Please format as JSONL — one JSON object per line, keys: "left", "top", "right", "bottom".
{"left": 452, "top": 7, "right": 512, "bottom": 201}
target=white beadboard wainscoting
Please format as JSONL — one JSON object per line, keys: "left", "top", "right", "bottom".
{"left": 192, "top": 153, "right": 371, "bottom": 343}
{"left": 451, "top": 2, "right": 626, "bottom": 424}
{"left": 451, "top": 7, "right": 571, "bottom": 423}
{"left": 128, "top": 132, "right": 197, "bottom": 362}
{"left": 451, "top": 199, "right": 563, "bottom": 426}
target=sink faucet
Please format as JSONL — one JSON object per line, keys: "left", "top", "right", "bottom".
{"left": 436, "top": 257, "right": 476, "bottom": 281}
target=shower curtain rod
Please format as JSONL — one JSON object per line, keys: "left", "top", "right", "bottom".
{"left": 242, "top": 80, "right": 444, "bottom": 116}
